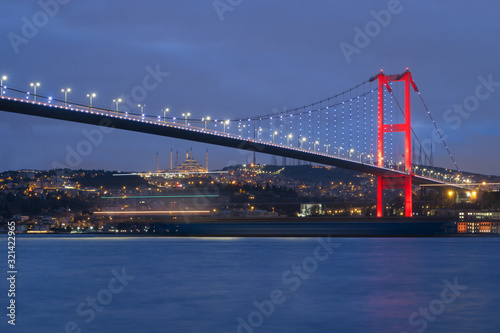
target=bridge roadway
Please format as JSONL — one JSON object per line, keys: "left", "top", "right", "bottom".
{"left": 0, "top": 96, "right": 452, "bottom": 187}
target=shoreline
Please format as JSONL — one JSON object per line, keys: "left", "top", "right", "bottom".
{"left": 5, "top": 217, "right": 499, "bottom": 237}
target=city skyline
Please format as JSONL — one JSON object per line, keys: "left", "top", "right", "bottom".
{"left": 1, "top": 1, "right": 499, "bottom": 175}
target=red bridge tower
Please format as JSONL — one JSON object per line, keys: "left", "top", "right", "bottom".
{"left": 371, "top": 69, "right": 418, "bottom": 217}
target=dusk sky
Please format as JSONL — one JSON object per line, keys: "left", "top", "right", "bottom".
{"left": 1, "top": 1, "right": 499, "bottom": 175}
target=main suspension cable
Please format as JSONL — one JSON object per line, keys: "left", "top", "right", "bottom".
{"left": 388, "top": 89, "right": 433, "bottom": 167}
{"left": 417, "top": 92, "right": 460, "bottom": 172}
{"left": 235, "top": 79, "right": 374, "bottom": 121}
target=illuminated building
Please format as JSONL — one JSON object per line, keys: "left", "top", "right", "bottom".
{"left": 458, "top": 211, "right": 500, "bottom": 221}
{"left": 171, "top": 149, "right": 206, "bottom": 173}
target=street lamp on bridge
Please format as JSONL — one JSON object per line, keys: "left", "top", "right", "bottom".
{"left": 223, "top": 120, "right": 230, "bottom": 134}
{"left": 314, "top": 140, "right": 319, "bottom": 151}
{"left": 61, "top": 88, "right": 71, "bottom": 107}
{"left": 162, "top": 108, "right": 169, "bottom": 121}
{"left": 182, "top": 112, "right": 190, "bottom": 126}
{"left": 30, "top": 82, "right": 40, "bottom": 102}
{"left": 324, "top": 144, "right": 330, "bottom": 155}
{"left": 349, "top": 148, "right": 354, "bottom": 160}
{"left": 300, "top": 137, "right": 307, "bottom": 149}
{"left": 203, "top": 116, "right": 211, "bottom": 130}
{"left": 258, "top": 127, "right": 264, "bottom": 140}
{"left": 86, "top": 93, "right": 96, "bottom": 108}
{"left": 338, "top": 146, "right": 343, "bottom": 157}
{"left": 113, "top": 98, "right": 122, "bottom": 111}
{"left": 287, "top": 134, "right": 293, "bottom": 147}
{"left": 138, "top": 104, "right": 145, "bottom": 118}
{"left": 238, "top": 123, "right": 246, "bottom": 137}
{"left": 1, "top": 75, "right": 7, "bottom": 96}
{"left": 272, "top": 131, "right": 278, "bottom": 144}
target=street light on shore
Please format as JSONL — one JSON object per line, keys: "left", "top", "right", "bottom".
{"left": 30, "top": 82, "right": 40, "bottom": 102}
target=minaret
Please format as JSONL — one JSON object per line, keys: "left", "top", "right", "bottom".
{"left": 176, "top": 150, "right": 179, "bottom": 168}
{"left": 206, "top": 149, "right": 208, "bottom": 172}
{"left": 190, "top": 147, "right": 193, "bottom": 160}
{"left": 156, "top": 152, "right": 159, "bottom": 172}
{"left": 170, "top": 149, "right": 173, "bottom": 170}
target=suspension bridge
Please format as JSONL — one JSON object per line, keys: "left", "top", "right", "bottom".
{"left": 0, "top": 69, "right": 465, "bottom": 217}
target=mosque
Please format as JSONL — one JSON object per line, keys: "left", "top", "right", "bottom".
{"left": 157, "top": 148, "right": 208, "bottom": 173}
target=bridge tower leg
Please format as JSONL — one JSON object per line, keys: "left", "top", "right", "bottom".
{"left": 372, "top": 69, "right": 418, "bottom": 217}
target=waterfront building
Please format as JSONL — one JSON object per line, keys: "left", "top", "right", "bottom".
{"left": 456, "top": 221, "right": 500, "bottom": 234}
{"left": 458, "top": 211, "right": 500, "bottom": 221}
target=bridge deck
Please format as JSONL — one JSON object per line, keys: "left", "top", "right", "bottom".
{"left": 0, "top": 96, "right": 453, "bottom": 186}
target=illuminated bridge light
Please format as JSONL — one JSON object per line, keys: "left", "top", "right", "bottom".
{"left": 94, "top": 210, "right": 211, "bottom": 215}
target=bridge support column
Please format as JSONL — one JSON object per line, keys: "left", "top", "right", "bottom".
{"left": 404, "top": 173, "right": 413, "bottom": 217}
{"left": 371, "top": 69, "right": 418, "bottom": 217}
{"left": 377, "top": 174, "right": 413, "bottom": 217}
{"left": 377, "top": 176, "right": 383, "bottom": 217}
